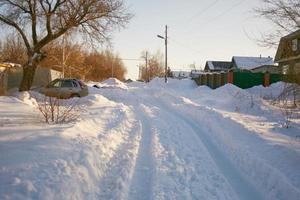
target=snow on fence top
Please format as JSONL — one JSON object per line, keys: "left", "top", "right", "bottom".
{"left": 0, "top": 63, "right": 22, "bottom": 72}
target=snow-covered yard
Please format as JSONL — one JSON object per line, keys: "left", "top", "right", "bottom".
{"left": 0, "top": 78, "right": 300, "bottom": 200}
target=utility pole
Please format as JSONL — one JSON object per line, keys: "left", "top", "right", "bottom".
{"left": 145, "top": 51, "right": 149, "bottom": 82}
{"left": 165, "top": 25, "right": 168, "bottom": 83}
{"left": 157, "top": 25, "right": 168, "bottom": 83}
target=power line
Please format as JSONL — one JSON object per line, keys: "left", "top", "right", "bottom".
{"left": 205, "top": 0, "right": 245, "bottom": 24}
{"left": 181, "top": 0, "right": 246, "bottom": 35}
{"left": 171, "top": 0, "right": 220, "bottom": 31}
{"left": 185, "top": 0, "right": 220, "bottom": 24}
{"left": 170, "top": 38, "right": 203, "bottom": 55}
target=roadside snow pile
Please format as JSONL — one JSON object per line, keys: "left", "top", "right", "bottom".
{"left": 247, "top": 82, "right": 285, "bottom": 100}
{"left": 192, "top": 83, "right": 262, "bottom": 114}
{"left": 14, "top": 92, "right": 38, "bottom": 107}
{"left": 0, "top": 90, "right": 141, "bottom": 199}
{"left": 127, "top": 81, "right": 146, "bottom": 88}
{"left": 149, "top": 77, "right": 197, "bottom": 91}
{"left": 98, "top": 78, "right": 128, "bottom": 90}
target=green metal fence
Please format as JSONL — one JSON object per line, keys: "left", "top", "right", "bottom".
{"left": 193, "top": 71, "right": 283, "bottom": 89}
{"left": 233, "top": 71, "right": 264, "bottom": 89}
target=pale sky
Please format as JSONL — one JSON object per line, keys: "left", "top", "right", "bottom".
{"left": 111, "top": 0, "right": 276, "bottom": 79}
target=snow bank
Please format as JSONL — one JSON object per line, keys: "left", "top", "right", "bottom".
{"left": 155, "top": 90, "right": 300, "bottom": 200}
{"left": 149, "top": 78, "right": 197, "bottom": 91}
{"left": 87, "top": 78, "right": 128, "bottom": 90}
{"left": 191, "top": 83, "right": 262, "bottom": 114}
{"left": 127, "top": 81, "right": 146, "bottom": 88}
{"left": 247, "top": 82, "right": 286, "bottom": 99}
{"left": 0, "top": 91, "right": 141, "bottom": 199}
{"left": 1, "top": 77, "right": 299, "bottom": 199}
{"left": 14, "top": 92, "right": 38, "bottom": 107}
{"left": 100, "top": 78, "right": 128, "bottom": 90}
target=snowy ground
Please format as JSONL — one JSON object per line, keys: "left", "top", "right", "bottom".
{"left": 0, "top": 78, "right": 300, "bottom": 200}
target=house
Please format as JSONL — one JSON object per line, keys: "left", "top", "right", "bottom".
{"left": 275, "top": 29, "right": 300, "bottom": 74}
{"left": 0, "top": 63, "right": 61, "bottom": 95}
{"left": 204, "top": 61, "right": 232, "bottom": 72}
{"left": 231, "top": 56, "right": 274, "bottom": 71}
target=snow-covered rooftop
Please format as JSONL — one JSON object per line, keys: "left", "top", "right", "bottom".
{"left": 232, "top": 56, "right": 274, "bottom": 70}
{"left": 206, "top": 61, "right": 232, "bottom": 71}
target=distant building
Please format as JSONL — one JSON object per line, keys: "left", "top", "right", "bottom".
{"left": 204, "top": 61, "right": 232, "bottom": 72}
{"left": 172, "top": 70, "right": 191, "bottom": 79}
{"left": 0, "top": 63, "right": 61, "bottom": 95}
{"left": 190, "top": 70, "right": 203, "bottom": 78}
{"left": 275, "top": 29, "right": 300, "bottom": 74}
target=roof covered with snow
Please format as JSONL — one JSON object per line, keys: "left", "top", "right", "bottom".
{"left": 205, "top": 61, "right": 232, "bottom": 71}
{"left": 232, "top": 56, "right": 274, "bottom": 70}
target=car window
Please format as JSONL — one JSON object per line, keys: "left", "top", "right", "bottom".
{"left": 61, "top": 80, "right": 74, "bottom": 88}
{"left": 72, "top": 81, "right": 79, "bottom": 88}
{"left": 48, "top": 79, "right": 60, "bottom": 88}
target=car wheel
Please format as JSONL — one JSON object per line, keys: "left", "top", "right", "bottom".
{"left": 70, "top": 94, "right": 80, "bottom": 98}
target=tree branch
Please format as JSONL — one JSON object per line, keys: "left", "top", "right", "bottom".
{"left": 0, "top": 15, "right": 32, "bottom": 53}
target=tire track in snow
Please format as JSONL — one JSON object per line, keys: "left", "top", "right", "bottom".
{"left": 96, "top": 116, "right": 142, "bottom": 200}
{"left": 61, "top": 104, "right": 141, "bottom": 199}
{"left": 127, "top": 105, "right": 155, "bottom": 200}
{"left": 97, "top": 87, "right": 262, "bottom": 199}
{"left": 153, "top": 93, "right": 264, "bottom": 200}
{"left": 148, "top": 104, "right": 239, "bottom": 200}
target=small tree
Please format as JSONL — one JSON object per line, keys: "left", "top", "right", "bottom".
{"left": 35, "top": 95, "right": 82, "bottom": 124}
{"left": 0, "top": 0, "right": 131, "bottom": 91}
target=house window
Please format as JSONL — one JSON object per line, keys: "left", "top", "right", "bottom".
{"left": 292, "top": 39, "right": 298, "bottom": 51}
{"left": 282, "top": 65, "right": 289, "bottom": 74}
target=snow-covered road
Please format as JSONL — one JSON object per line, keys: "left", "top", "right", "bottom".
{"left": 0, "top": 78, "right": 300, "bottom": 200}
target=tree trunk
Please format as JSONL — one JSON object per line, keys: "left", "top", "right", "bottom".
{"left": 19, "top": 62, "right": 38, "bottom": 91}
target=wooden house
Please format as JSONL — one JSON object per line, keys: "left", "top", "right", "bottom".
{"left": 275, "top": 29, "right": 300, "bottom": 74}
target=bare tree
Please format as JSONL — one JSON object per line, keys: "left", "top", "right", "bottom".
{"left": 0, "top": 35, "right": 27, "bottom": 64}
{"left": 83, "top": 50, "right": 127, "bottom": 81}
{"left": 255, "top": 0, "right": 300, "bottom": 48}
{"left": 0, "top": 0, "right": 131, "bottom": 91}
{"left": 139, "top": 50, "right": 164, "bottom": 81}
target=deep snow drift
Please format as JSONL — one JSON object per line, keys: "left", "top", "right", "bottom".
{"left": 0, "top": 78, "right": 299, "bottom": 200}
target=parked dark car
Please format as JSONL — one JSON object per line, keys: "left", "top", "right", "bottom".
{"left": 40, "top": 78, "right": 88, "bottom": 98}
